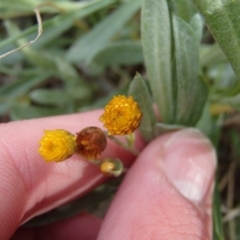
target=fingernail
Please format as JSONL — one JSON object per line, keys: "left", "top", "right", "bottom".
{"left": 162, "top": 128, "right": 216, "bottom": 203}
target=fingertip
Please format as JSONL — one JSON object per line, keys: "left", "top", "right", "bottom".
{"left": 161, "top": 128, "right": 216, "bottom": 204}
{"left": 98, "top": 129, "right": 216, "bottom": 240}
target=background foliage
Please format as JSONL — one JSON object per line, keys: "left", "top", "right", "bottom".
{"left": 1, "top": 0, "right": 240, "bottom": 239}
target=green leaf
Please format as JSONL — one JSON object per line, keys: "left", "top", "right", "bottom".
{"left": 154, "top": 122, "right": 184, "bottom": 137}
{"left": 208, "top": 63, "right": 237, "bottom": 89}
{"left": 29, "top": 89, "right": 70, "bottom": 105}
{"left": 213, "top": 180, "right": 225, "bottom": 240}
{"left": 173, "top": 15, "right": 207, "bottom": 125}
{"left": 0, "top": 0, "right": 109, "bottom": 17}
{"left": 190, "top": 13, "right": 204, "bottom": 44}
{"left": 171, "top": 0, "right": 197, "bottom": 22}
{"left": 0, "top": 70, "right": 54, "bottom": 116}
{"left": 9, "top": 104, "right": 72, "bottom": 120}
{"left": 66, "top": 0, "right": 141, "bottom": 64}
{"left": 54, "top": 57, "right": 93, "bottom": 96}
{"left": 141, "top": 0, "right": 174, "bottom": 123}
{"left": 0, "top": 0, "right": 115, "bottom": 64}
{"left": 0, "top": 71, "right": 53, "bottom": 98}
{"left": 34, "top": 0, "right": 115, "bottom": 48}
{"left": 200, "top": 44, "right": 227, "bottom": 68}
{"left": 192, "top": 0, "right": 240, "bottom": 80}
{"left": 92, "top": 40, "right": 143, "bottom": 66}
{"left": 129, "top": 73, "right": 157, "bottom": 142}
{"left": 0, "top": 102, "right": 12, "bottom": 116}
{"left": 4, "top": 20, "right": 56, "bottom": 69}
{"left": 196, "top": 101, "right": 220, "bottom": 145}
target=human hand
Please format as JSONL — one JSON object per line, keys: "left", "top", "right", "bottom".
{"left": 0, "top": 110, "right": 216, "bottom": 240}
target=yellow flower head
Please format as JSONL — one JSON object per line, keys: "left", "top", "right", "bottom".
{"left": 76, "top": 127, "right": 107, "bottom": 160}
{"left": 99, "top": 95, "right": 142, "bottom": 135}
{"left": 38, "top": 129, "right": 76, "bottom": 162}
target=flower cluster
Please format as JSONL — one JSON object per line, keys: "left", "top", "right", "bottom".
{"left": 38, "top": 127, "right": 107, "bottom": 163}
{"left": 38, "top": 95, "right": 142, "bottom": 176}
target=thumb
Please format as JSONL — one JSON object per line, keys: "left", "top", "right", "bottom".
{"left": 97, "top": 129, "right": 216, "bottom": 240}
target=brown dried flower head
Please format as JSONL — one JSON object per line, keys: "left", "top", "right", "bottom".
{"left": 76, "top": 127, "right": 107, "bottom": 160}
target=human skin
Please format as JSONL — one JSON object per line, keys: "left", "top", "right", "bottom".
{"left": 0, "top": 110, "right": 216, "bottom": 240}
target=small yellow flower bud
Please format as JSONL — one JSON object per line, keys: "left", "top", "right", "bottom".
{"left": 76, "top": 127, "right": 107, "bottom": 160}
{"left": 38, "top": 129, "right": 76, "bottom": 162}
{"left": 100, "top": 158, "right": 123, "bottom": 177}
{"left": 99, "top": 95, "right": 142, "bottom": 136}
{"left": 100, "top": 160, "right": 115, "bottom": 174}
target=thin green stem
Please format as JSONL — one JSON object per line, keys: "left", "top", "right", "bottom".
{"left": 107, "top": 134, "right": 139, "bottom": 156}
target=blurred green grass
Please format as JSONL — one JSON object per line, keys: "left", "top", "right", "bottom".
{"left": 0, "top": 0, "right": 142, "bottom": 121}
{"left": 1, "top": 1, "right": 240, "bottom": 239}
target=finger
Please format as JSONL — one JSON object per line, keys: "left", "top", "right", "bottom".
{"left": 0, "top": 110, "right": 144, "bottom": 240}
{"left": 97, "top": 129, "right": 216, "bottom": 240}
{"left": 11, "top": 213, "right": 102, "bottom": 240}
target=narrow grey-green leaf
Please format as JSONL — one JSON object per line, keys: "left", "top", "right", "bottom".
{"left": 92, "top": 40, "right": 143, "bottom": 66}
{"left": 154, "top": 122, "right": 184, "bottom": 137}
{"left": 196, "top": 101, "right": 220, "bottom": 145}
{"left": 171, "top": 0, "right": 197, "bottom": 22}
{"left": 9, "top": 104, "right": 72, "bottom": 120}
{"left": 129, "top": 73, "right": 156, "bottom": 142}
{"left": 29, "top": 89, "right": 70, "bottom": 105}
{"left": 34, "top": 0, "right": 116, "bottom": 48}
{"left": 66, "top": 0, "right": 141, "bottom": 64}
{"left": 141, "top": 0, "right": 174, "bottom": 123}
{"left": 4, "top": 20, "right": 56, "bottom": 69}
{"left": 0, "top": 102, "right": 12, "bottom": 116}
{"left": 173, "top": 15, "right": 207, "bottom": 125}
{"left": 190, "top": 13, "right": 203, "bottom": 44}
{"left": 200, "top": 44, "right": 227, "bottom": 68}
{"left": 212, "top": 180, "right": 225, "bottom": 240}
{"left": 208, "top": 62, "right": 237, "bottom": 89}
{"left": 0, "top": 71, "right": 53, "bottom": 98}
{"left": 0, "top": 0, "right": 115, "bottom": 49}
{"left": 1, "top": 0, "right": 110, "bottom": 16}
{"left": 192, "top": 0, "right": 240, "bottom": 80}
